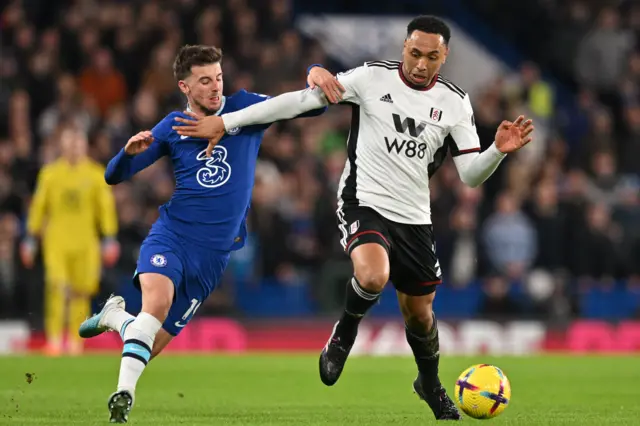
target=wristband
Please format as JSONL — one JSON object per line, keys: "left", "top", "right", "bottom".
{"left": 306, "top": 64, "right": 324, "bottom": 88}
{"left": 307, "top": 64, "right": 324, "bottom": 75}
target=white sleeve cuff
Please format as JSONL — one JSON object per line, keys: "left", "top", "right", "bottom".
{"left": 453, "top": 142, "right": 507, "bottom": 187}
{"left": 487, "top": 142, "right": 507, "bottom": 159}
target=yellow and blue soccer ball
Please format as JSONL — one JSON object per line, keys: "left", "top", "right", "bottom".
{"left": 454, "top": 364, "right": 511, "bottom": 419}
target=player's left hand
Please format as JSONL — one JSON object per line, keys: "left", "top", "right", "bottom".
{"left": 307, "top": 66, "right": 345, "bottom": 104}
{"left": 494, "top": 115, "right": 534, "bottom": 154}
{"left": 173, "top": 111, "right": 225, "bottom": 157}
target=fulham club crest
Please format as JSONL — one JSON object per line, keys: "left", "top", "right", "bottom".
{"left": 349, "top": 220, "right": 360, "bottom": 235}
{"left": 430, "top": 107, "right": 443, "bottom": 122}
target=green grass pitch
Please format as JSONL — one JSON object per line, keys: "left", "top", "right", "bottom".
{"left": 1, "top": 354, "right": 639, "bottom": 425}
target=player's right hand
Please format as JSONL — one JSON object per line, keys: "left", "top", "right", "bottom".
{"left": 308, "top": 66, "right": 345, "bottom": 104}
{"left": 124, "top": 131, "right": 153, "bottom": 155}
{"left": 173, "top": 112, "right": 225, "bottom": 157}
{"left": 19, "top": 238, "right": 36, "bottom": 269}
{"left": 101, "top": 238, "right": 121, "bottom": 267}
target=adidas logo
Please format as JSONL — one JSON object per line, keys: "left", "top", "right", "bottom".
{"left": 379, "top": 94, "right": 393, "bottom": 103}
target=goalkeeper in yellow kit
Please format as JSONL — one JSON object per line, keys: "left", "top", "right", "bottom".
{"left": 21, "top": 126, "right": 120, "bottom": 355}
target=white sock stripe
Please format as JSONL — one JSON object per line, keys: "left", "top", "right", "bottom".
{"left": 351, "top": 277, "right": 379, "bottom": 301}
{"left": 119, "top": 318, "right": 134, "bottom": 340}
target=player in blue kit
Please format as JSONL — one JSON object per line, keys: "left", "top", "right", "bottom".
{"left": 77, "top": 44, "right": 343, "bottom": 423}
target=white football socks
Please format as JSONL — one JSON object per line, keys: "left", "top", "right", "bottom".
{"left": 117, "top": 312, "right": 162, "bottom": 395}
{"left": 103, "top": 308, "right": 135, "bottom": 338}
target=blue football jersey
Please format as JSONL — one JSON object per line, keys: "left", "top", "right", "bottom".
{"left": 105, "top": 89, "right": 326, "bottom": 251}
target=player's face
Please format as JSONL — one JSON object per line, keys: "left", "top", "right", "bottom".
{"left": 60, "top": 129, "right": 88, "bottom": 162}
{"left": 402, "top": 31, "right": 449, "bottom": 86}
{"left": 180, "top": 62, "right": 223, "bottom": 115}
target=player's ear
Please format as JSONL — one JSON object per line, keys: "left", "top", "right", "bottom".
{"left": 178, "top": 80, "right": 190, "bottom": 95}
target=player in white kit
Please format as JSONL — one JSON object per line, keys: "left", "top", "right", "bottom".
{"left": 174, "top": 16, "right": 534, "bottom": 421}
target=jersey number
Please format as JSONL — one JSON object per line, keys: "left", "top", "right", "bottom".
{"left": 182, "top": 298, "right": 202, "bottom": 320}
{"left": 384, "top": 138, "right": 427, "bottom": 159}
{"left": 174, "top": 298, "right": 202, "bottom": 328}
{"left": 63, "top": 189, "right": 81, "bottom": 211}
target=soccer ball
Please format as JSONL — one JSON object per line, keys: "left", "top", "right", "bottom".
{"left": 454, "top": 364, "right": 511, "bottom": 419}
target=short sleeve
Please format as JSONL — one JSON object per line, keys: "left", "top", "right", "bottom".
{"left": 335, "top": 64, "right": 370, "bottom": 105}
{"left": 448, "top": 94, "right": 481, "bottom": 156}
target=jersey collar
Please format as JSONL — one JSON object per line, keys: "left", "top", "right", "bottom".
{"left": 397, "top": 62, "right": 438, "bottom": 92}
{"left": 186, "top": 96, "right": 227, "bottom": 116}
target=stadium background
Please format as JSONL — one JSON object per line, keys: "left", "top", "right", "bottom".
{"left": 0, "top": 0, "right": 639, "bottom": 355}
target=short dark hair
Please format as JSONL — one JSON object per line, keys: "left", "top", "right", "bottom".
{"left": 173, "top": 45, "right": 223, "bottom": 81}
{"left": 407, "top": 15, "right": 451, "bottom": 45}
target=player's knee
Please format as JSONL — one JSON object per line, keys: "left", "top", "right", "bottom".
{"left": 354, "top": 267, "right": 389, "bottom": 293}
{"left": 139, "top": 273, "right": 175, "bottom": 320}
{"left": 351, "top": 244, "right": 390, "bottom": 293}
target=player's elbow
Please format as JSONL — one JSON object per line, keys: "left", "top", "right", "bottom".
{"left": 104, "top": 172, "right": 120, "bottom": 186}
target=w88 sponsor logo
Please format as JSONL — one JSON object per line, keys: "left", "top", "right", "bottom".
{"left": 384, "top": 137, "right": 427, "bottom": 159}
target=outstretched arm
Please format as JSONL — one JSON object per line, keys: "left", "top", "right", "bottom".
{"left": 105, "top": 131, "right": 168, "bottom": 185}
{"left": 173, "top": 64, "right": 370, "bottom": 156}
{"left": 237, "top": 65, "right": 342, "bottom": 126}
{"left": 223, "top": 62, "right": 359, "bottom": 128}
{"left": 224, "top": 88, "right": 329, "bottom": 130}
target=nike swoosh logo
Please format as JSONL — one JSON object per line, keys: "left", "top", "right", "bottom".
{"left": 180, "top": 135, "right": 189, "bottom": 140}
{"left": 127, "top": 347, "right": 148, "bottom": 355}
{"left": 174, "top": 321, "right": 187, "bottom": 328}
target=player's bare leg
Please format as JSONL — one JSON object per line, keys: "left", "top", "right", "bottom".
{"left": 150, "top": 328, "right": 173, "bottom": 360}
{"left": 319, "top": 243, "right": 389, "bottom": 386}
{"left": 107, "top": 273, "right": 173, "bottom": 423}
{"left": 398, "top": 291, "right": 461, "bottom": 420}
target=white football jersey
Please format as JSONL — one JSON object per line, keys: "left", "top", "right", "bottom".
{"left": 334, "top": 60, "right": 481, "bottom": 224}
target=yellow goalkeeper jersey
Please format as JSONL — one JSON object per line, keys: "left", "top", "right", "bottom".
{"left": 27, "top": 158, "right": 118, "bottom": 250}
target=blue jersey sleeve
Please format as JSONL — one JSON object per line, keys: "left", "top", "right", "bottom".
{"left": 104, "top": 118, "right": 171, "bottom": 185}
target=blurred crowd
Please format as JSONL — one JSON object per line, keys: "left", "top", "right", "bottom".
{"left": 448, "top": 0, "right": 640, "bottom": 318}
{"left": 0, "top": 0, "right": 638, "bottom": 324}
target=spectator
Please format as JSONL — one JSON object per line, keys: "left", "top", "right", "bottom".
{"left": 479, "top": 276, "right": 524, "bottom": 320}
{"left": 526, "top": 181, "right": 566, "bottom": 272}
{"left": 571, "top": 203, "right": 619, "bottom": 282}
{"left": 482, "top": 191, "right": 538, "bottom": 280}
{"left": 575, "top": 7, "right": 634, "bottom": 94}
{"left": 78, "top": 48, "right": 127, "bottom": 118}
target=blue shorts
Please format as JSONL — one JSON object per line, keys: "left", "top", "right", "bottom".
{"left": 122, "top": 224, "right": 231, "bottom": 336}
